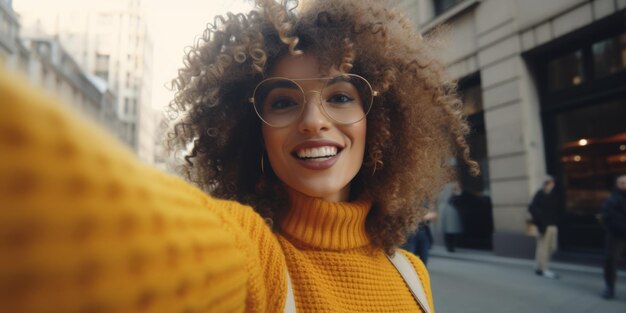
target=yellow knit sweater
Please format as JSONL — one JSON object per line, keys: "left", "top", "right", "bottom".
{"left": 0, "top": 69, "right": 434, "bottom": 313}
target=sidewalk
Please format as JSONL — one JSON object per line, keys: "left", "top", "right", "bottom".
{"left": 429, "top": 245, "right": 626, "bottom": 279}
{"left": 427, "top": 246, "right": 626, "bottom": 313}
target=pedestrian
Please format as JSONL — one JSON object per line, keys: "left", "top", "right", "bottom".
{"left": 403, "top": 209, "right": 437, "bottom": 265}
{"left": 0, "top": 0, "right": 480, "bottom": 312}
{"left": 600, "top": 174, "right": 626, "bottom": 299}
{"left": 440, "top": 182, "right": 464, "bottom": 252}
{"left": 529, "top": 175, "right": 560, "bottom": 279}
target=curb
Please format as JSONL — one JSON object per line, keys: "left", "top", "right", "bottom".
{"left": 429, "top": 246, "right": 626, "bottom": 279}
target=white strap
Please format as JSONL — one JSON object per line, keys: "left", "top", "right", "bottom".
{"left": 282, "top": 253, "right": 431, "bottom": 313}
{"left": 387, "top": 253, "right": 432, "bottom": 313}
{"left": 283, "top": 269, "right": 296, "bottom": 313}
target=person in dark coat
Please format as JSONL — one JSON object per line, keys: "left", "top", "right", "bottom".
{"left": 403, "top": 208, "right": 437, "bottom": 265}
{"left": 600, "top": 174, "right": 626, "bottom": 299}
{"left": 439, "top": 182, "right": 463, "bottom": 252}
{"left": 529, "top": 175, "right": 560, "bottom": 279}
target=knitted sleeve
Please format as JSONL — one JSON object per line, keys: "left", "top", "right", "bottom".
{"left": 0, "top": 69, "right": 284, "bottom": 312}
{"left": 399, "top": 250, "right": 436, "bottom": 313}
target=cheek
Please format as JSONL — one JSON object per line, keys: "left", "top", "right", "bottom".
{"left": 349, "top": 122, "right": 367, "bottom": 164}
{"left": 358, "top": 122, "right": 367, "bottom": 146}
{"left": 356, "top": 122, "right": 367, "bottom": 151}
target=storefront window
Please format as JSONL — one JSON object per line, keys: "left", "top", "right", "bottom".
{"left": 592, "top": 33, "right": 626, "bottom": 78}
{"left": 547, "top": 50, "right": 584, "bottom": 91}
{"left": 456, "top": 75, "right": 492, "bottom": 250}
{"left": 556, "top": 99, "right": 626, "bottom": 215}
{"left": 535, "top": 12, "right": 626, "bottom": 252}
{"left": 457, "top": 75, "right": 488, "bottom": 195}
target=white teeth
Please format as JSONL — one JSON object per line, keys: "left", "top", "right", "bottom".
{"left": 296, "top": 146, "right": 338, "bottom": 159}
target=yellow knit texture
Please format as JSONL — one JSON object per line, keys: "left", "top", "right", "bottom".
{"left": 0, "top": 68, "right": 433, "bottom": 313}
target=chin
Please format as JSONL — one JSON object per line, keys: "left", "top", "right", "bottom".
{"left": 290, "top": 180, "right": 348, "bottom": 201}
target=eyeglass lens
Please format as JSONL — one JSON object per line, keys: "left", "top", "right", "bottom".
{"left": 253, "top": 75, "right": 373, "bottom": 127}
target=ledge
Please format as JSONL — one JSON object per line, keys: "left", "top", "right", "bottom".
{"left": 419, "top": 0, "right": 481, "bottom": 34}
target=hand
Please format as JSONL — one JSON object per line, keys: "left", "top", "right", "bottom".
{"left": 423, "top": 211, "right": 437, "bottom": 221}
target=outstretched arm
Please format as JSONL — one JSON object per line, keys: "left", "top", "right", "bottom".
{"left": 0, "top": 69, "right": 260, "bottom": 312}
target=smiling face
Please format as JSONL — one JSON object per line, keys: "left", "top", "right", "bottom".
{"left": 261, "top": 53, "right": 367, "bottom": 202}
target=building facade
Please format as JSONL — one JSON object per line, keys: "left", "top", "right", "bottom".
{"left": 394, "top": 0, "right": 626, "bottom": 259}
{"left": 0, "top": 0, "right": 19, "bottom": 66}
{"left": 1, "top": 1, "right": 132, "bottom": 146}
{"left": 23, "top": 38, "right": 134, "bottom": 145}
{"left": 16, "top": 0, "right": 156, "bottom": 164}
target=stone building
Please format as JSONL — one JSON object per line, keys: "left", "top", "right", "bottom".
{"left": 0, "top": 0, "right": 20, "bottom": 66}
{"left": 24, "top": 38, "right": 134, "bottom": 145}
{"left": 1, "top": 1, "right": 132, "bottom": 147}
{"left": 16, "top": 0, "right": 156, "bottom": 164}
{"left": 393, "top": 0, "right": 626, "bottom": 259}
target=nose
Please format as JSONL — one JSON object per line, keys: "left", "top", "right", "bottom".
{"left": 297, "top": 90, "right": 331, "bottom": 134}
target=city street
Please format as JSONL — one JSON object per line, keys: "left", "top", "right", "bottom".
{"left": 428, "top": 248, "right": 626, "bottom": 313}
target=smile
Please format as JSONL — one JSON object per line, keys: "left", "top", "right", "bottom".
{"left": 295, "top": 146, "right": 338, "bottom": 161}
{"left": 291, "top": 142, "right": 344, "bottom": 170}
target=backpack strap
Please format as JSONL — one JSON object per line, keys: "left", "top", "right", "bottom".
{"left": 283, "top": 269, "right": 297, "bottom": 313}
{"left": 387, "top": 252, "right": 432, "bottom": 313}
{"left": 282, "top": 253, "right": 431, "bottom": 313}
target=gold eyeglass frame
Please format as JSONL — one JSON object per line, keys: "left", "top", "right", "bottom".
{"left": 248, "top": 74, "right": 379, "bottom": 128}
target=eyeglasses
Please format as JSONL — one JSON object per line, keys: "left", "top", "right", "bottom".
{"left": 249, "top": 74, "right": 379, "bottom": 128}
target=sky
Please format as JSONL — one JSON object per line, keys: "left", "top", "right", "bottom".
{"left": 144, "top": 0, "right": 254, "bottom": 109}
{"left": 13, "top": 0, "right": 255, "bottom": 109}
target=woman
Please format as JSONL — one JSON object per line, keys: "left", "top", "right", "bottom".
{"left": 0, "top": 0, "right": 477, "bottom": 312}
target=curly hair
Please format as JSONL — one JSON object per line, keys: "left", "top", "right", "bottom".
{"left": 167, "top": 0, "right": 479, "bottom": 254}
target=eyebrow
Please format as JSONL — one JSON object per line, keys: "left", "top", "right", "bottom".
{"left": 266, "top": 80, "right": 300, "bottom": 89}
{"left": 260, "top": 76, "right": 356, "bottom": 95}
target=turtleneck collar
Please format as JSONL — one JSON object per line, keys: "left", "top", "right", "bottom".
{"left": 279, "top": 191, "right": 372, "bottom": 251}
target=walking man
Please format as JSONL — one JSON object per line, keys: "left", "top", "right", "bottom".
{"left": 601, "top": 174, "right": 626, "bottom": 299}
{"left": 529, "top": 175, "right": 560, "bottom": 279}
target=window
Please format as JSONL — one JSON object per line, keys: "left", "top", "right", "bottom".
{"left": 95, "top": 71, "right": 109, "bottom": 81}
{"left": 95, "top": 53, "right": 110, "bottom": 72}
{"left": 130, "top": 123, "right": 136, "bottom": 147}
{"left": 547, "top": 50, "right": 584, "bottom": 91}
{"left": 542, "top": 30, "right": 626, "bottom": 95}
{"left": 434, "top": 0, "right": 462, "bottom": 16}
{"left": 126, "top": 72, "right": 131, "bottom": 89}
{"left": 455, "top": 74, "right": 492, "bottom": 250}
{"left": 592, "top": 33, "right": 626, "bottom": 79}
{"left": 556, "top": 99, "right": 626, "bottom": 215}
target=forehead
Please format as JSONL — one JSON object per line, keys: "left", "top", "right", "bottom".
{"left": 269, "top": 53, "right": 342, "bottom": 79}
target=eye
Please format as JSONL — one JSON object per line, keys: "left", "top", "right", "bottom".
{"left": 327, "top": 93, "right": 355, "bottom": 104}
{"left": 270, "top": 98, "right": 299, "bottom": 110}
